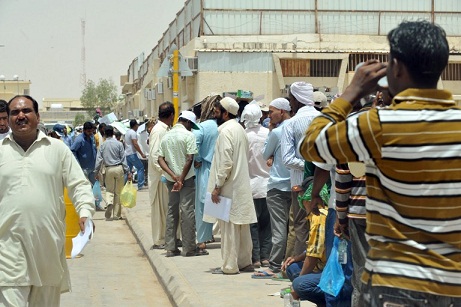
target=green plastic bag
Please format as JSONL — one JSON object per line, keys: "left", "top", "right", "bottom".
{"left": 120, "top": 181, "right": 137, "bottom": 208}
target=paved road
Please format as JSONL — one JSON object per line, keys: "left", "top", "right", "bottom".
{"left": 61, "top": 210, "right": 172, "bottom": 307}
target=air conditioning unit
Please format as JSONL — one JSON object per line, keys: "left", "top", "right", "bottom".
{"left": 167, "top": 77, "right": 173, "bottom": 89}
{"left": 186, "top": 57, "right": 198, "bottom": 72}
{"left": 148, "top": 89, "right": 156, "bottom": 100}
{"left": 144, "top": 89, "right": 149, "bottom": 98}
{"left": 157, "top": 82, "right": 164, "bottom": 94}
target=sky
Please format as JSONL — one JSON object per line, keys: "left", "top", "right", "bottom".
{"left": 0, "top": 0, "right": 185, "bottom": 105}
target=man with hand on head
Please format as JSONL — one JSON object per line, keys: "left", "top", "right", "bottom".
{"left": 300, "top": 20, "right": 461, "bottom": 305}
{"left": 0, "top": 95, "right": 95, "bottom": 306}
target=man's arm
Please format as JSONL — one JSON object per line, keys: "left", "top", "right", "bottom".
{"left": 158, "top": 156, "right": 177, "bottom": 181}
{"left": 300, "top": 256, "right": 320, "bottom": 276}
{"left": 70, "top": 136, "right": 82, "bottom": 160}
{"left": 309, "top": 164, "right": 332, "bottom": 215}
{"left": 131, "top": 138, "right": 146, "bottom": 159}
{"left": 281, "top": 122, "right": 304, "bottom": 171}
{"left": 262, "top": 131, "right": 277, "bottom": 160}
{"left": 149, "top": 131, "right": 163, "bottom": 173}
{"left": 300, "top": 60, "right": 386, "bottom": 164}
{"left": 335, "top": 164, "right": 353, "bottom": 237}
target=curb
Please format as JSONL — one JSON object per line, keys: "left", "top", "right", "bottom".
{"left": 124, "top": 207, "right": 204, "bottom": 307}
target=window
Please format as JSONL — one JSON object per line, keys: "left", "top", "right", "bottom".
{"left": 442, "top": 63, "right": 461, "bottom": 81}
{"left": 280, "top": 59, "right": 341, "bottom": 77}
{"left": 348, "top": 53, "right": 389, "bottom": 72}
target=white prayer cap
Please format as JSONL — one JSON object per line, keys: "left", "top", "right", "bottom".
{"left": 290, "top": 82, "right": 314, "bottom": 106}
{"left": 178, "top": 110, "right": 199, "bottom": 129}
{"left": 241, "top": 101, "right": 262, "bottom": 129}
{"left": 220, "top": 97, "right": 239, "bottom": 116}
{"left": 269, "top": 98, "right": 291, "bottom": 111}
{"left": 313, "top": 92, "right": 328, "bottom": 108}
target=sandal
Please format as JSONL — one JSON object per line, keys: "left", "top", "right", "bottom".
{"left": 239, "top": 264, "right": 255, "bottom": 273}
{"left": 211, "top": 267, "right": 239, "bottom": 275}
{"left": 196, "top": 248, "right": 209, "bottom": 256}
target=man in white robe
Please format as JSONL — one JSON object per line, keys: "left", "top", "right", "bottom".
{"left": 206, "top": 97, "right": 257, "bottom": 275}
{"left": 0, "top": 95, "right": 95, "bottom": 306}
{"left": 148, "top": 102, "right": 174, "bottom": 249}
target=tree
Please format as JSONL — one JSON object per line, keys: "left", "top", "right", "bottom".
{"left": 80, "top": 78, "right": 118, "bottom": 117}
{"left": 73, "top": 113, "right": 87, "bottom": 127}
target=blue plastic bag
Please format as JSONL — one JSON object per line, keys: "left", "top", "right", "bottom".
{"left": 319, "top": 236, "right": 345, "bottom": 297}
{"left": 93, "top": 180, "right": 103, "bottom": 207}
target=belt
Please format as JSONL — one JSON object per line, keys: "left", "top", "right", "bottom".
{"left": 105, "top": 163, "right": 122, "bottom": 168}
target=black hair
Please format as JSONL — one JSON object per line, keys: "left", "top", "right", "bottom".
{"left": 104, "top": 125, "right": 114, "bottom": 137}
{"left": 214, "top": 101, "right": 237, "bottom": 119}
{"left": 6, "top": 95, "right": 39, "bottom": 115}
{"left": 388, "top": 20, "right": 449, "bottom": 87}
{"left": 83, "top": 121, "right": 93, "bottom": 130}
{"left": 0, "top": 100, "right": 7, "bottom": 113}
{"left": 129, "top": 119, "right": 138, "bottom": 128}
{"left": 158, "top": 101, "right": 174, "bottom": 119}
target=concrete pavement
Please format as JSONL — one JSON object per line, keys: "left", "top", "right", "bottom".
{"left": 124, "top": 188, "right": 317, "bottom": 307}
{"left": 61, "top": 207, "right": 172, "bottom": 306}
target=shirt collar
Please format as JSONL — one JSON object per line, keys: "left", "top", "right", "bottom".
{"left": 393, "top": 88, "right": 455, "bottom": 105}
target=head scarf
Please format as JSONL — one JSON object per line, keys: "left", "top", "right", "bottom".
{"left": 269, "top": 98, "right": 291, "bottom": 111}
{"left": 290, "top": 82, "right": 314, "bottom": 106}
{"left": 240, "top": 101, "right": 262, "bottom": 129}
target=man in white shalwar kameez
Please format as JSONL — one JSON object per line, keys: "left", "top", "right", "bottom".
{"left": 206, "top": 97, "right": 257, "bottom": 275}
{"left": 148, "top": 102, "right": 174, "bottom": 249}
{"left": 0, "top": 95, "right": 95, "bottom": 306}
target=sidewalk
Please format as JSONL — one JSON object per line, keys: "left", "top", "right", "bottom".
{"left": 123, "top": 189, "right": 317, "bottom": 307}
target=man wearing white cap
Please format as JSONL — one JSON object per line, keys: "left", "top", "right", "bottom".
{"left": 158, "top": 110, "right": 200, "bottom": 257}
{"left": 241, "top": 102, "right": 271, "bottom": 269}
{"left": 207, "top": 97, "right": 257, "bottom": 274}
{"left": 253, "top": 98, "right": 293, "bottom": 278}
{"left": 281, "top": 82, "right": 324, "bottom": 258}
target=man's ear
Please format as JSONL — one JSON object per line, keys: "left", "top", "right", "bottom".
{"left": 392, "top": 57, "right": 403, "bottom": 78}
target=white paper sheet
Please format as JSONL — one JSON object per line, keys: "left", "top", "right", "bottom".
{"left": 71, "top": 219, "right": 93, "bottom": 258}
{"left": 204, "top": 192, "right": 232, "bottom": 222}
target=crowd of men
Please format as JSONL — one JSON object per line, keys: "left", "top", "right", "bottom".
{"left": 0, "top": 20, "right": 460, "bottom": 306}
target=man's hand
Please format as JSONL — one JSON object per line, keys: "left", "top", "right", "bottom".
{"left": 194, "top": 161, "right": 202, "bottom": 169}
{"left": 281, "top": 256, "right": 295, "bottom": 271}
{"left": 94, "top": 174, "right": 99, "bottom": 181}
{"left": 309, "top": 195, "right": 323, "bottom": 216}
{"left": 171, "top": 181, "right": 183, "bottom": 192}
{"left": 211, "top": 187, "right": 221, "bottom": 204}
{"left": 127, "top": 173, "right": 133, "bottom": 181}
{"left": 141, "top": 153, "right": 146, "bottom": 159}
{"left": 342, "top": 60, "right": 387, "bottom": 104}
{"left": 266, "top": 156, "right": 273, "bottom": 167}
{"left": 79, "top": 217, "right": 95, "bottom": 235}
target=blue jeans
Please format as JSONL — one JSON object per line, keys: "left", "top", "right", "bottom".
{"left": 286, "top": 261, "right": 325, "bottom": 305}
{"left": 126, "top": 154, "right": 144, "bottom": 189}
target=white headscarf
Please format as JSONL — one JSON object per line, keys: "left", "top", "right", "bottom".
{"left": 290, "top": 82, "right": 314, "bottom": 106}
{"left": 241, "top": 101, "right": 262, "bottom": 129}
{"left": 270, "top": 98, "right": 291, "bottom": 111}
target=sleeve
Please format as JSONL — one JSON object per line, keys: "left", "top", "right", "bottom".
{"left": 187, "top": 133, "right": 198, "bottom": 155}
{"left": 281, "top": 121, "right": 305, "bottom": 171}
{"left": 215, "top": 131, "right": 234, "bottom": 188}
{"left": 149, "top": 130, "right": 164, "bottom": 173}
{"left": 70, "top": 137, "right": 81, "bottom": 159}
{"left": 94, "top": 144, "right": 103, "bottom": 173}
{"left": 193, "top": 128, "right": 204, "bottom": 162}
{"left": 262, "top": 131, "right": 277, "bottom": 160}
{"left": 335, "top": 164, "right": 353, "bottom": 224}
{"left": 120, "top": 144, "right": 129, "bottom": 174}
{"left": 61, "top": 143, "right": 95, "bottom": 218}
{"left": 299, "top": 98, "right": 382, "bottom": 165}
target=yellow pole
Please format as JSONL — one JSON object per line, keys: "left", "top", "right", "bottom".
{"left": 172, "top": 49, "right": 179, "bottom": 123}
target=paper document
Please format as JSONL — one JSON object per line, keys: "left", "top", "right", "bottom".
{"left": 204, "top": 192, "right": 232, "bottom": 222}
{"left": 71, "top": 219, "right": 94, "bottom": 258}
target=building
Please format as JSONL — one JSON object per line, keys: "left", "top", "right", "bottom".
{"left": 0, "top": 75, "right": 31, "bottom": 101}
{"left": 118, "top": 0, "right": 461, "bottom": 119}
{"left": 39, "top": 98, "right": 88, "bottom": 126}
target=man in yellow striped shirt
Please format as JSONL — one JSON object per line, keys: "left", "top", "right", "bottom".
{"left": 300, "top": 20, "right": 461, "bottom": 306}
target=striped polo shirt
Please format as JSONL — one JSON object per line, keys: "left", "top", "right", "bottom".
{"left": 300, "top": 88, "right": 461, "bottom": 297}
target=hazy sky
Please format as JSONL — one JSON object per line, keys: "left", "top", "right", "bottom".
{"left": 0, "top": 0, "right": 185, "bottom": 104}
